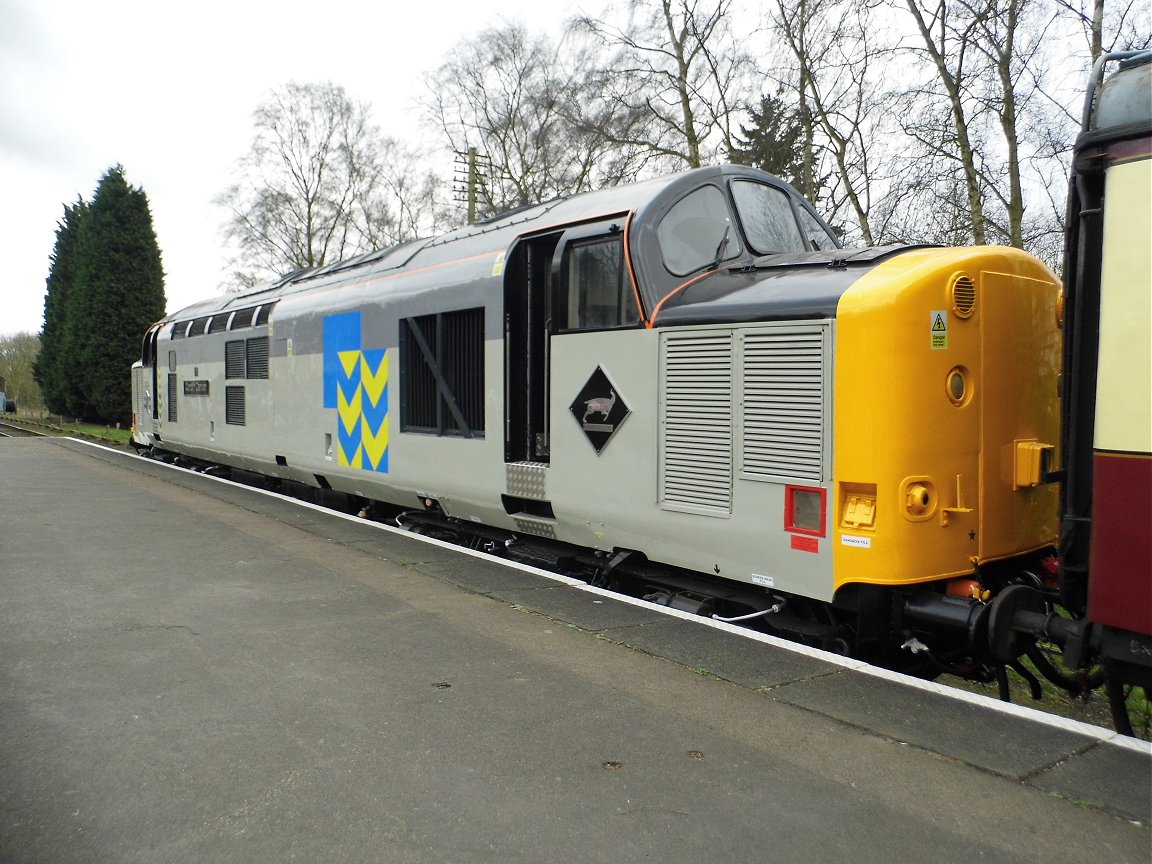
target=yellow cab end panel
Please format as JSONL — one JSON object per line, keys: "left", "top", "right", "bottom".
{"left": 832, "top": 247, "right": 1061, "bottom": 592}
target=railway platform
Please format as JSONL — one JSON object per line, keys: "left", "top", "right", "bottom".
{"left": 1, "top": 437, "right": 1148, "bottom": 863}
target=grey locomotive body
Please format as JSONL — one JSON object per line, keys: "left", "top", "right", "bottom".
{"left": 131, "top": 163, "right": 1066, "bottom": 687}
{"left": 134, "top": 166, "right": 854, "bottom": 605}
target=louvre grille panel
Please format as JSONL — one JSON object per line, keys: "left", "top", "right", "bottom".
{"left": 742, "top": 330, "right": 825, "bottom": 480}
{"left": 225, "top": 385, "right": 246, "bottom": 426}
{"left": 167, "top": 373, "right": 177, "bottom": 422}
{"left": 660, "top": 332, "right": 733, "bottom": 514}
{"left": 246, "top": 336, "right": 269, "bottom": 379}
{"left": 225, "top": 340, "right": 245, "bottom": 379}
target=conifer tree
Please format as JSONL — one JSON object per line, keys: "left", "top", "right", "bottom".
{"left": 36, "top": 167, "right": 166, "bottom": 423}
{"left": 75, "top": 166, "right": 166, "bottom": 423}
{"left": 34, "top": 200, "right": 89, "bottom": 415}
{"left": 730, "top": 95, "right": 806, "bottom": 192}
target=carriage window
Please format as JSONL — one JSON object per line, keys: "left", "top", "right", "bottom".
{"left": 731, "top": 180, "right": 806, "bottom": 255}
{"left": 564, "top": 235, "right": 639, "bottom": 329}
{"left": 656, "top": 185, "right": 738, "bottom": 276}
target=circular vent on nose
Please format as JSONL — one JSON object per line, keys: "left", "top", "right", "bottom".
{"left": 950, "top": 274, "right": 976, "bottom": 318}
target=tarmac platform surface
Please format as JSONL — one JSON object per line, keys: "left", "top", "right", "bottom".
{"left": 1, "top": 437, "right": 1149, "bottom": 863}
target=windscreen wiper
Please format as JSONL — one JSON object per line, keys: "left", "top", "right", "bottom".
{"left": 707, "top": 224, "right": 731, "bottom": 271}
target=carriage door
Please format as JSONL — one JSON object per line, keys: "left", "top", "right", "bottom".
{"left": 504, "top": 233, "right": 561, "bottom": 463}
{"left": 143, "top": 324, "right": 160, "bottom": 425}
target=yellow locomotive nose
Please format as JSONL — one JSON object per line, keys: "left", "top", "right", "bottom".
{"left": 832, "top": 248, "right": 1061, "bottom": 593}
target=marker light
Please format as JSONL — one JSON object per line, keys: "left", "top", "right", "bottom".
{"left": 946, "top": 366, "right": 971, "bottom": 407}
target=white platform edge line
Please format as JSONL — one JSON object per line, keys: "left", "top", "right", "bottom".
{"left": 65, "top": 437, "right": 1152, "bottom": 755}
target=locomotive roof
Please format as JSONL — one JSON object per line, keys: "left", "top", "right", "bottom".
{"left": 162, "top": 165, "right": 827, "bottom": 324}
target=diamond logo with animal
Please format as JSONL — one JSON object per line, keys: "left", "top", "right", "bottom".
{"left": 569, "top": 366, "right": 630, "bottom": 454}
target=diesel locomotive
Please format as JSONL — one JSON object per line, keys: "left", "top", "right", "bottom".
{"left": 129, "top": 54, "right": 1150, "bottom": 729}
{"left": 131, "top": 162, "right": 1064, "bottom": 683}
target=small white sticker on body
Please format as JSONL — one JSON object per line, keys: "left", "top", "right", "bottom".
{"left": 841, "top": 534, "right": 872, "bottom": 549}
{"left": 751, "top": 573, "right": 775, "bottom": 587}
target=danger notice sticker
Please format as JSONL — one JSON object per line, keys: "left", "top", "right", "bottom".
{"left": 930, "top": 310, "right": 948, "bottom": 350}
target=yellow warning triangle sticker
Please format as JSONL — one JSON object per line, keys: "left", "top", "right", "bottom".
{"left": 932, "top": 314, "right": 947, "bottom": 332}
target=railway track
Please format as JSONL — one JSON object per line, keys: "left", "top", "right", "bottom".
{"left": 0, "top": 420, "right": 46, "bottom": 438}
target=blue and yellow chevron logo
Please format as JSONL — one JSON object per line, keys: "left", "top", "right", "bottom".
{"left": 323, "top": 312, "right": 388, "bottom": 473}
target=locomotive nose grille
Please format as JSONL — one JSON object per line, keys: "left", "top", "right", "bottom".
{"left": 950, "top": 274, "right": 976, "bottom": 317}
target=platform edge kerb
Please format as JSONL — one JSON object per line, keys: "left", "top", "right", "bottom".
{"left": 59, "top": 436, "right": 1152, "bottom": 756}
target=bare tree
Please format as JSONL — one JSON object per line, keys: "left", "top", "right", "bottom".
{"left": 219, "top": 82, "right": 432, "bottom": 288}
{"left": 0, "top": 332, "right": 43, "bottom": 412}
{"left": 897, "top": 0, "right": 1071, "bottom": 251}
{"left": 769, "top": 0, "right": 888, "bottom": 245}
{"left": 423, "top": 22, "right": 653, "bottom": 219}
{"left": 966, "top": 0, "right": 1030, "bottom": 247}
{"left": 576, "top": 0, "right": 755, "bottom": 168}
{"left": 1055, "top": 0, "right": 1151, "bottom": 61}
{"left": 901, "top": 0, "right": 993, "bottom": 244}
{"left": 360, "top": 139, "right": 445, "bottom": 248}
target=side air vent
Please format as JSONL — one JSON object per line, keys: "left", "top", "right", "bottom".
{"left": 225, "top": 340, "right": 246, "bottom": 379}
{"left": 741, "top": 328, "right": 827, "bottom": 482}
{"left": 401, "top": 307, "right": 485, "bottom": 436}
{"left": 246, "top": 336, "right": 269, "bottom": 379}
{"left": 659, "top": 331, "right": 733, "bottom": 516}
{"left": 167, "top": 373, "right": 178, "bottom": 422}
{"left": 225, "top": 386, "right": 246, "bottom": 426}
{"left": 950, "top": 273, "right": 976, "bottom": 318}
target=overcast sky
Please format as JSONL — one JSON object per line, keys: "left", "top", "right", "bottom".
{"left": 0, "top": 0, "right": 578, "bottom": 336}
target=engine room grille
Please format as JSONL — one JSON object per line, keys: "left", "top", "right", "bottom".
{"left": 400, "top": 307, "right": 485, "bottom": 437}
{"left": 225, "top": 340, "right": 245, "bottom": 379}
{"left": 245, "top": 336, "right": 269, "bottom": 379}
{"left": 659, "top": 331, "right": 733, "bottom": 516}
{"left": 741, "top": 328, "right": 826, "bottom": 482}
{"left": 225, "top": 385, "right": 246, "bottom": 426}
{"left": 226, "top": 336, "right": 270, "bottom": 380}
{"left": 167, "top": 373, "right": 177, "bottom": 422}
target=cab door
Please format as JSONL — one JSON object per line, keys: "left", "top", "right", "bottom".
{"left": 504, "top": 233, "right": 561, "bottom": 463}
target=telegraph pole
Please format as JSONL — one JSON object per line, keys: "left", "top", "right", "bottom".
{"left": 453, "top": 148, "right": 489, "bottom": 224}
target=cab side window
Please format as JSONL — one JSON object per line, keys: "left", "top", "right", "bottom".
{"left": 564, "top": 234, "right": 640, "bottom": 329}
{"left": 797, "top": 206, "right": 836, "bottom": 251}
